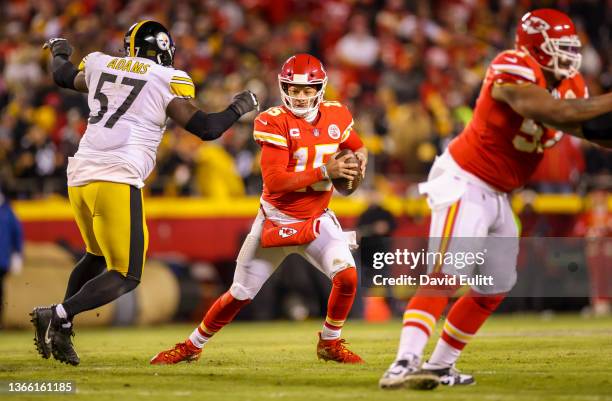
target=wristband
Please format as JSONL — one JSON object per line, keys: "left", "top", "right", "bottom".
{"left": 320, "top": 165, "right": 329, "bottom": 179}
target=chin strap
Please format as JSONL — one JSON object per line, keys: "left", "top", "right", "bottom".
{"left": 303, "top": 108, "right": 319, "bottom": 123}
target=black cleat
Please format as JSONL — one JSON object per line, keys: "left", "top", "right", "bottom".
{"left": 49, "top": 307, "right": 80, "bottom": 366}
{"left": 30, "top": 306, "right": 54, "bottom": 359}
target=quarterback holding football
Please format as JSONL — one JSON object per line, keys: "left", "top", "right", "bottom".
{"left": 151, "top": 54, "right": 368, "bottom": 365}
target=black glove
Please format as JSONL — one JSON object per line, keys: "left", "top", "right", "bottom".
{"left": 582, "top": 111, "right": 611, "bottom": 141}
{"left": 43, "top": 38, "right": 73, "bottom": 58}
{"left": 229, "top": 90, "right": 259, "bottom": 116}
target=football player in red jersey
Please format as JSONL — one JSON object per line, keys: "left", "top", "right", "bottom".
{"left": 151, "top": 54, "right": 368, "bottom": 365}
{"left": 380, "top": 9, "right": 612, "bottom": 389}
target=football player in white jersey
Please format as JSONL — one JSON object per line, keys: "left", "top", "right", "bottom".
{"left": 30, "top": 20, "right": 259, "bottom": 366}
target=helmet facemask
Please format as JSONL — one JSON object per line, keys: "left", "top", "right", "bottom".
{"left": 539, "top": 31, "right": 582, "bottom": 79}
{"left": 278, "top": 78, "right": 327, "bottom": 119}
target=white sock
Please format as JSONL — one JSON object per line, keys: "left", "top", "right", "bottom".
{"left": 396, "top": 326, "right": 429, "bottom": 361}
{"left": 189, "top": 328, "right": 210, "bottom": 349}
{"left": 55, "top": 304, "right": 68, "bottom": 319}
{"left": 55, "top": 304, "right": 72, "bottom": 328}
{"left": 321, "top": 325, "right": 341, "bottom": 340}
{"left": 425, "top": 338, "right": 462, "bottom": 368}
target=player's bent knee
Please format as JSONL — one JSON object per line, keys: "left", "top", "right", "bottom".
{"left": 124, "top": 275, "right": 140, "bottom": 290}
{"left": 332, "top": 267, "right": 358, "bottom": 293}
{"left": 229, "top": 282, "right": 255, "bottom": 301}
{"left": 110, "top": 269, "right": 140, "bottom": 288}
{"left": 119, "top": 271, "right": 141, "bottom": 292}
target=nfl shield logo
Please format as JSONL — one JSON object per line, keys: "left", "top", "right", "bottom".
{"left": 313, "top": 128, "right": 320, "bottom": 137}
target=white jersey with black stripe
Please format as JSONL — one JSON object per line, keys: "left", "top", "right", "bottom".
{"left": 67, "top": 51, "right": 195, "bottom": 188}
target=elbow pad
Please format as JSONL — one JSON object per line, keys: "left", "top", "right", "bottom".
{"left": 184, "top": 108, "right": 240, "bottom": 141}
{"left": 51, "top": 56, "right": 78, "bottom": 90}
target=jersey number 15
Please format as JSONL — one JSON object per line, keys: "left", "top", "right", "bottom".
{"left": 293, "top": 144, "right": 339, "bottom": 191}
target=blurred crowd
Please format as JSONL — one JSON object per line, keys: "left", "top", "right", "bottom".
{"left": 1, "top": 0, "right": 611, "bottom": 199}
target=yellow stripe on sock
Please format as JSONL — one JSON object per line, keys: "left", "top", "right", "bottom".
{"left": 199, "top": 322, "right": 214, "bottom": 336}
{"left": 325, "top": 317, "right": 345, "bottom": 327}
{"left": 403, "top": 311, "right": 435, "bottom": 328}
{"left": 443, "top": 320, "right": 473, "bottom": 343}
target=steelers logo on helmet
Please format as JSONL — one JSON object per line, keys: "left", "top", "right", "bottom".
{"left": 156, "top": 32, "right": 171, "bottom": 51}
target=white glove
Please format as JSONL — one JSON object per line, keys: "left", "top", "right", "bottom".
{"left": 9, "top": 253, "right": 23, "bottom": 275}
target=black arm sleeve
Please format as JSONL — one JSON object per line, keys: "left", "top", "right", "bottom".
{"left": 51, "top": 55, "right": 79, "bottom": 90}
{"left": 184, "top": 108, "right": 241, "bottom": 141}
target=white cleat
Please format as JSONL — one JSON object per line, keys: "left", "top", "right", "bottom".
{"left": 425, "top": 363, "right": 475, "bottom": 387}
{"left": 401, "top": 362, "right": 474, "bottom": 389}
{"left": 379, "top": 354, "right": 423, "bottom": 389}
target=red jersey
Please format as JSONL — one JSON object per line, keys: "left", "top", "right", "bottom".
{"left": 449, "top": 50, "right": 588, "bottom": 192}
{"left": 253, "top": 101, "right": 363, "bottom": 219}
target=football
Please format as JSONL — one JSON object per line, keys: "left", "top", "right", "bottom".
{"left": 331, "top": 149, "right": 362, "bottom": 196}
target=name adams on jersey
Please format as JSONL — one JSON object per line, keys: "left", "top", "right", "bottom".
{"left": 67, "top": 52, "right": 195, "bottom": 188}
{"left": 449, "top": 49, "right": 588, "bottom": 193}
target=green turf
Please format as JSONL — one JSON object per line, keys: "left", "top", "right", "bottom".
{"left": 0, "top": 314, "right": 611, "bottom": 401}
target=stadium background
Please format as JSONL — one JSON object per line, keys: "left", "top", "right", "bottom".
{"left": 0, "top": 0, "right": 610, "bottom": 328}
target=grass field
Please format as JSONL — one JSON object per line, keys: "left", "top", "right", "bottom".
{"left": 1, "top": 314, "right": 611, "bottom": 401}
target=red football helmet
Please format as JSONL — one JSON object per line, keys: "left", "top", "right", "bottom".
{"left": 516, "top": 9, "right": 582, "bottom": 79}
{"left": 278, "top": 54, "right": 328, "bottom": 118}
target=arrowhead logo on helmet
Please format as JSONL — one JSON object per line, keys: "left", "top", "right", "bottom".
{"left": 521, "top": 16, "right": 550, "bottom": 34}
{"left": 278, "top": 54, "right": 328, "bottom": 120}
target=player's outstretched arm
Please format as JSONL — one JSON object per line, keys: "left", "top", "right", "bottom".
{"left": 43, "top": 38, "right": 87, "bottom": 93}
{"left": 492, "top": 83, "right": 612, "bottom": 142}
{"left": 167, "top": 91, "right": 258, "bottom": 141}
